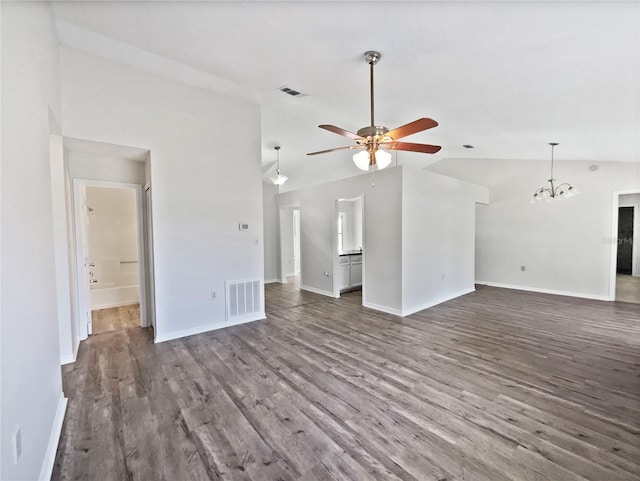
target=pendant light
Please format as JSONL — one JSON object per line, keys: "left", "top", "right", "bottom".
{"left": 270, "top": 146, "right": 288, "bottom": 186}
{"left": 532, "top": 142, "right": 578, "bottom": 203}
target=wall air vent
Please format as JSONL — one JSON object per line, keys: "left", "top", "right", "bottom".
{"left": 225, "top": 279, "right": 262, "bottom": 322}
{"left": 278, "top": 86, "right": 307, "bottom": 98}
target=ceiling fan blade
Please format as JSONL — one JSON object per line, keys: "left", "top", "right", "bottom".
{"left": 319, "top": 125, "right": 362, "bottom": 141}
{"left": 383, "top": 142, "right": 441, "bottom": 154}
{"left": 307, "top": 145, "right": 361, "bottom": 156}
{"left": 386, "top": 118, "right": 439, "bottom": 140}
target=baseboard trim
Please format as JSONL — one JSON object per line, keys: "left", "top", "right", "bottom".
{"left": 60, "top": 353, "right": 75, "bottom": 365}
{"left": 362, "top": 301, "right": 403, "bottom": 317}
{"left": 155, "top": 313, "right": 266, "bottom": 343}
{"left": 91, "top": 299, "right": 140, "bottom": 310}
{"left": 39, "top": 394, "right": 68, "bottom": 481}
{"left": 476, "top": 281, "right": 611, "bottom": 301}
{"left": 300, "top": 284, "right": 338, "bottom": 298}
{"left": 401, "top": 287, "right": 476, "bottom": 317}
{"left": 264, "top": 278, "right": 279, "bottom": 284}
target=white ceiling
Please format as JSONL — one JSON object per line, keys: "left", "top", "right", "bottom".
{"left": 52, "top": 1, "right": 640, "bottom": 191}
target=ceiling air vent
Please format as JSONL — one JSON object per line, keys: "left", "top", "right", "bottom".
{"left": 463, "top": 144, "right": 474, "bottom": 149}
{"left": 278, "top": 86, "right": 307, "bottom": 98}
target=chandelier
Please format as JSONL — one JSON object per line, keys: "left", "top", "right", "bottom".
{"left": 532, "top": 142, "right": 577, "bottom": 202}
{"left": 270, "top": 146, "right": 288, "bottom": 186}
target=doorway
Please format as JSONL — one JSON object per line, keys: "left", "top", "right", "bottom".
{"left": 85, "top": 186, "right": 142, "bottom": 334}
{"left": 278, "top": 205, "right": 301, "bottom": 287}
{"left": 73, "top": 179, "right": 153, "bottom": 339}
{"left": 611, "top": 191, "right": 640, "bottom": 303}
{"left": 616, "top": 207, "right": 634, "bottom": 275}
{"left": 334, "top": 196, "right": 364, "bottom": 300}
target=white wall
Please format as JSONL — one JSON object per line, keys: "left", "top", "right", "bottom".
{"left": 1, "top": 3, "right": 66, "bottom": 480}
{"left": 402, "top": 168, "right": 488, "bottom": 315}
{"left": 50, "top": 134, "right": 75, "bottom": 365}
{"left": 353, "top": 197, "right": 363, "bottom": 250}
{"left": 337, "top": 198, "right": 363, "bottom": 252}
{"left": 68, "top": 151, "right": 145, "bottom": 185}
{"left": 278, "top": 168, "right": 403, "bottom": 311}
{"left": 428, "top": 158, "right": 640, "bottom": 299}
{"left": 619, "top": 193, "right": 640, "bottom": 276}
{"left": 60, "top": 46, "right": 264, "bottom": 342}
{"left": 262, "top": 183, "right": 279, "bottom": 282}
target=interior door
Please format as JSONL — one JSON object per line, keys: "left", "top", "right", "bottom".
{"left": 617, "top": 206, "right": 634, "bottom": 275}
{"left": 77, "top": 184, "right": 93, "bottom": 336}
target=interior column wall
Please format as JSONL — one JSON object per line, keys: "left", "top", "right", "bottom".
{"left": 1, "top": 3, "right": 66, "bottom": 480}
{"left": 278, "top": 168, "right": 403, "bottom": 312}
{"left": 60, "top": 46, "right": 264, "bottom": 342}
{"left": 401, "top": 167, "right": 489, "bottom": 315}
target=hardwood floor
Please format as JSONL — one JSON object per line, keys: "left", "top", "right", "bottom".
{"left": 616, "top": 274, "right": 640, "bottom": 304}
{"left": 91, "top": 303, "right": 140, "bottom": 334}
{"left": 52, "top": 284, "right": 640, "bottom": 481}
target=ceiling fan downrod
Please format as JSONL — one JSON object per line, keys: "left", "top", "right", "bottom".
{"left": 358, "top": 51, "right": 389, "bottom": 139}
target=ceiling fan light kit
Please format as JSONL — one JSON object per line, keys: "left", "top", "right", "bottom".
{"left": 270, "top": 146, "right": 288, "bottom": 186}
{"left": 308, "top": 50, "right": 441, "bottom": 173}
{"left": 531, "top": 143, "right": 578, "bottom": 203}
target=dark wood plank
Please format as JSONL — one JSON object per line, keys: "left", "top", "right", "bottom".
{"left": 52, "top": 284, "right": 640, "bottom": 481}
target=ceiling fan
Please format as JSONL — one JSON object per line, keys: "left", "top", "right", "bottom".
{"left": 307, "top": 51, "right": 441, "bottom": 171}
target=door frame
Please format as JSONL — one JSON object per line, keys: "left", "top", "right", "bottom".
{"left": 609, "top": 189, "right": 640, "bottom": 300}
{"left": 333, "top": 195, "right": 366, "bottom": 302}
{"left": 72, "top": 178, "right": 149, "bottom": 340}
{"left": 277, "top": 203, "right": 300, "bottom": 284}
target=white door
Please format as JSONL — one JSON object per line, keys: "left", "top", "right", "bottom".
{"left": 75, "top": 183, "right": 93, "bottom": 337}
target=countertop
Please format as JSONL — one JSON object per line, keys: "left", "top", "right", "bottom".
{"left": 339, "top": 250, "right": 363, "bottom": 256}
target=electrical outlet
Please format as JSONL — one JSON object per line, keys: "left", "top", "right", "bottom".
{"left": 211, "top": 290, "right": 217, "bottom": 300}
{"left": 521, "top": 265, "right": 526, "bottom": 272}
{"left": 14, "top": 427, "right": 22, "bottom": 464}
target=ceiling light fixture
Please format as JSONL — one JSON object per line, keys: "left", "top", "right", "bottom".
{"left": 307, "top": 50, "right": 440, "bottom": 173}
{"left": 270, "top": 146, "right": 288, "bottom": 186}
{"left": 532, "top": 142, "right": 577, "bottom": 203}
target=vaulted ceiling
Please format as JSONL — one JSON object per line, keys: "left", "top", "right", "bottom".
{"left": 52, "top": 1, "right": 640, "bottom": 191}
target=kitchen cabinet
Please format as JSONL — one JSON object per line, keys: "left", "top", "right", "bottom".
{"left": 338, "top": 253, "right": 362, "bottom": 292}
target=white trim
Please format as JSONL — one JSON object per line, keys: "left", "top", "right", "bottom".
{"left": 617, "top": 200, "right": 639, "bottom": 277}
{"left": 362, "top": 301, "right": 403, "bottom": 317}
{"left": 155, "top": 313, "right": 265, "bottom": 343}
{"left": 609, "top": 189, "right": 640, "bottom": 299}
{"left": 300, "top": 284, "right": 337, "bottom": 298}
{"left": 72, "top": 179, "right": 150, "bottom": 340}
{"left": 476, "top": 281, "right": 610, "bottom": 301}
{"left": 61, "top": 338, "right": 80, "bottom": 366}
{"left": 38, "top": 394, "right": 68, "bottom": 481}
{"left": 60, "top": 353, "right": 75, "bottom": 365}
{"left": 401, "top": 287, "right": 476, "bottom": 317}
{"left": 90, "top": 299, "right": 140, "bottom": 310}
{"left": 264, "top": 278, "right": 279, "bottom": 284}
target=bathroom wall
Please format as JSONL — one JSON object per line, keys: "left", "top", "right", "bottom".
{"left": 86, "top": 186, "right": 139, "bottom": 309}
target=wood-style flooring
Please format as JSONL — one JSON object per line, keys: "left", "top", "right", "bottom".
{"left": 91, "top": 303, "right": 140, "bottom": 334}
{"left": 616, "top": 274, "right": 640, "bottom": 304}
{"left": 52, "top": 283, "right": 640, "bottom": 481}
